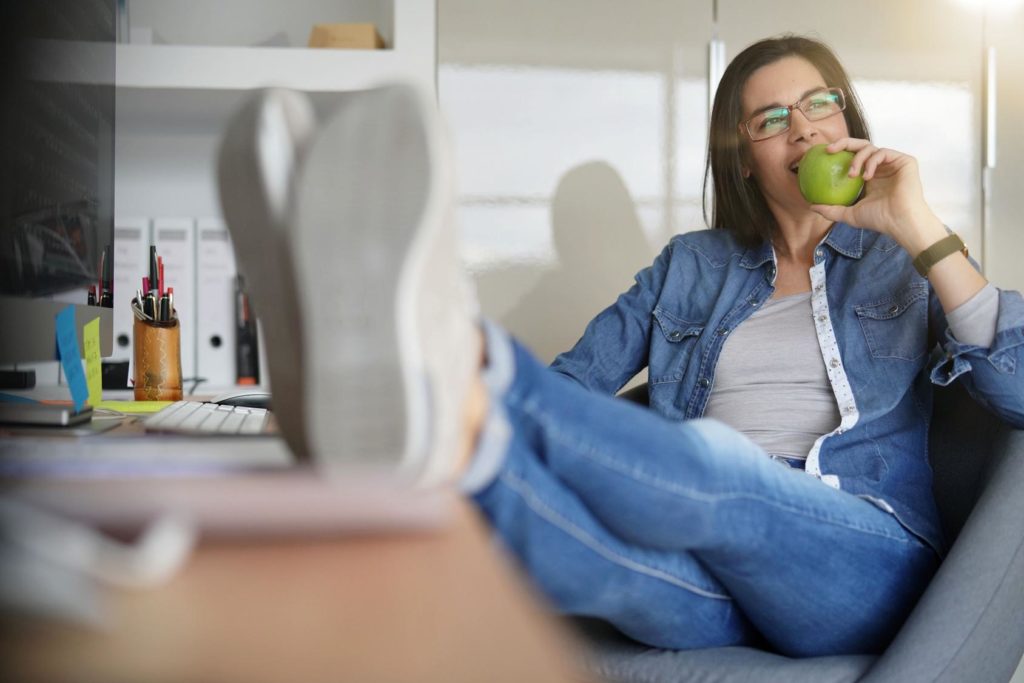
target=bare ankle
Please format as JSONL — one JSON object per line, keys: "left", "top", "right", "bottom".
{"left": 455, "top": 371, "right": 488, "bottom": 479}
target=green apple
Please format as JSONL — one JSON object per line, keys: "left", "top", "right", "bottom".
{"left": 797, "top": 143, "right": 864, "bottom": 206}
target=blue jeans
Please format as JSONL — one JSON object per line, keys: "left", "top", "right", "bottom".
{"left": 462, "top": 322, "right": 939, "bottom": 657}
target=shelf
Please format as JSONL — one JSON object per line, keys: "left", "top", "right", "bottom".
{"left": 115, "top": 0, "right": 434, "bottom": 94}
{"left": 116, "top": 43, "right": 431, "bottom": 92}
{"left": 116, "top": 86, "right": 396, "bottom": 133}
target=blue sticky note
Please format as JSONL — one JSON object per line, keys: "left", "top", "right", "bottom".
{"left": 55, "top": 305, "right": 88, "bottom": 412}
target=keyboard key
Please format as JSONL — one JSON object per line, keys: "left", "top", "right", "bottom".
{"left": 239, "top": 412, "right": 268, "bottom": 434}
{"left": 197, "top": 410, "right": 230, "bottom": 432}
{"left": 219, "top": 411, "right": 248, "bottom": 434}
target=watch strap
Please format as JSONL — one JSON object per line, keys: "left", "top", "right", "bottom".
{"left": 913, "top": 233, "right": 967, "bottom": 277}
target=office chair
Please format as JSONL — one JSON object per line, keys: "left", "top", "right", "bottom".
{"left": 575, "top": 378, "right": 1024, "bottom": 683}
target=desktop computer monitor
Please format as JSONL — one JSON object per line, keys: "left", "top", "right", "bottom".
{"left": 0, "top": 1, "right": 117, "bottom": 367}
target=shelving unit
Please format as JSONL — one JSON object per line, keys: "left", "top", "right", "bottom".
{"left": 110, "top": 0, "right": 435, "bottom": 389}
{"left": 115, "top": 0, "right": 435, "bottom": 216}
{"left": 116, "top": 0, "right": 434, "bottom": 93}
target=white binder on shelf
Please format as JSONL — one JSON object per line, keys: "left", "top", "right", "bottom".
{"left": 112, "top": 218, "right": 151, "bottom": 362}
{"left": 195, "top": 218, "right": 237, "bottom": 389}
{"left": 153, "top": 218, "right": 197, "bottom": 383}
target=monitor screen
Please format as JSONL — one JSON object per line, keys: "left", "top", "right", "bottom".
{"left": 0, "top": 0, "right": 116, "bottom": 364}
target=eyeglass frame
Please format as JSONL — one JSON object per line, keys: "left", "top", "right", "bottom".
{"left": 738, "top": 87, "right": 847, "bottom": 142}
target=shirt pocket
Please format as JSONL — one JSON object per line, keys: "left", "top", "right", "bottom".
{"left": 854, "top": 282, "right": 929, "bottom": 361}
{"left": 650, "top": 307, "right": 704, "bottom": 384}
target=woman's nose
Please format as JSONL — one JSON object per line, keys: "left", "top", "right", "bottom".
{"left": 787, "top": 109, "right": 819, "bottom": 143}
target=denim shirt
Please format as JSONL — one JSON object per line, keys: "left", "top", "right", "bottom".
{"left": 550, "top": 222, "right": 1024, "bottom": 554}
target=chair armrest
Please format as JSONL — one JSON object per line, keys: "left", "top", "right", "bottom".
{"left": 862, "top": 426, "right": 1024, "bottom": 683}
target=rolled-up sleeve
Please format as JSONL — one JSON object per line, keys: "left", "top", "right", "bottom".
{"left": 930, "top": 287, "right": 1024, "bottom": 427}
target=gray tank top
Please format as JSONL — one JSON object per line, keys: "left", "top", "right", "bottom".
{"left": 704, "top": 292, "right": 840, "bottom": 461}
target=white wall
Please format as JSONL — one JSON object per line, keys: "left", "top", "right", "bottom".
{"left": 439, "top": 0, "right": 1024, "bottom": 369}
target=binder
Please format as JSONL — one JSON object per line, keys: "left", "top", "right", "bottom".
{"left": 195, "top": 218, "right": 238, "bottom": 388}
{"left": 152, "top": 218, "right": 196, "bottom": 383}
{"left": 111, "top": 218, "right": 151, "bottom": 362}
{"left": 234, "top": 275, "right": 260, "bottom": 385}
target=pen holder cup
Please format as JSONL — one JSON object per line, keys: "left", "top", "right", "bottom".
{"left": 133, "top": 318, "right": 183, "bottom": 401}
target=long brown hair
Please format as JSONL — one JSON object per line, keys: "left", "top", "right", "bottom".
{"left": 702, "top": 36, "right": 870, "bottom": 248}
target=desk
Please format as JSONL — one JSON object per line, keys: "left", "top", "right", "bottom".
{"left": 1, "top": 497, "right": 585, "bottom": 682}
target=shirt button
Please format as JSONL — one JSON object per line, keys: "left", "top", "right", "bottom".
{"left": 815, "top": 249, "right": 824, "bottom": 258}
{"left": 698, "top": 378, "right": 710, "bottom": 388}
{"left": 668, "top": 330, "right": 682, "bottom": 341}
{"left": 717, "top": 328, "right": 728, "bottom": 336}
{"left": 818, "top": 314, "right": 827, "bottom": 322}
{"left": 888, "top": 304, "right": 900, "bottom": 314}
{"left": 815, "top": 284, "right": 824, "bottom": 292}
{"left": 830, "top": 358, "right": 840, "bottom": 368}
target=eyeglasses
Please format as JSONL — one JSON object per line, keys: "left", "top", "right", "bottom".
{"left": 739, "top": 87, "right": 846, "bottom": 141}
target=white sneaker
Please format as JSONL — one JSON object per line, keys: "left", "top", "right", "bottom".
{"left": 220, "top": 83, "right": 480, "bottom": 486}
{"left": 217, "top": 88, "right": 316, "bottom": 461}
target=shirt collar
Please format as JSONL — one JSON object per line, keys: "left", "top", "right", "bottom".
{"left": 738, "top": 221, "right": 864, "bottom": 269}
{"left": 823, "top": 222, "right": 865, "bottom": 259}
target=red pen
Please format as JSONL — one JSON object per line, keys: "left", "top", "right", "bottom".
{"left": 97, "top": 250, "right": 105, "bottom": 302}
{"left": 143, "top": 276, "right": 150, "bottom": 293}
{"left": 158, "top": 257, "right": 165, "bottom": 296}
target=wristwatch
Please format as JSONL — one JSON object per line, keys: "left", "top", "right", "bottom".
{"left": 912, "top": 233, "right": 968, "bottom": 278}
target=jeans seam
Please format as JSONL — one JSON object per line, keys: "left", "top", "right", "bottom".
{"left": 499, "top": 470, "right": 733, "bottom": 601}
{"left": 517, "top": 401, "right": 915, "bottom": 544}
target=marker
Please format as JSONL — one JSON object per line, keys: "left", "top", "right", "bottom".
{"left": 149, "top": 246, "right": 158, "bottom": 294}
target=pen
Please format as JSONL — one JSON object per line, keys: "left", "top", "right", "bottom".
{"left": 97, "top": 248, "right": 105, "bottom": 305}
{"left": 149, "top": 246, "right": 158, "bottom": 295}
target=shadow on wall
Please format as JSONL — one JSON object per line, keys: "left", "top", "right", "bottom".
{"left": 475, "top": 160, "right": 657, "bottom": 365}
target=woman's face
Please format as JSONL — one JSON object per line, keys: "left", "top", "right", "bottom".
{"left": 739, "top": 55, "right": 850, "bottom": 220}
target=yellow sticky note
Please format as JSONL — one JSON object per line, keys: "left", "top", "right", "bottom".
{"left": 96, "top": 400, "right": 173, "bottom": 414}
{"left": 83, "top": 317, "right": 103, "bottom": 406}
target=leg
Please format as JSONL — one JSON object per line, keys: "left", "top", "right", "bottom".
{"left": 455, "top": 322, "right": 757, "bottom": 650}
{"left": 465, "top": 323, "right": 937, "bottom": 657}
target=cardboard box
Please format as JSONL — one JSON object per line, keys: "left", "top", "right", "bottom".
{"left": 308, "top": 23, "right": 385, "bottom": 49}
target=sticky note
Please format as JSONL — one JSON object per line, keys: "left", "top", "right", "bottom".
{"left": 83, "top": 317, "right": 103, "bottom": 406}
{"left": 55, "top": 305, "right": 88, "bottom": 412}
{"left": 95, "top": 400, "right": 172, "bottom": 414}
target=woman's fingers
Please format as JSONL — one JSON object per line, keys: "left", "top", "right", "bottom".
{"left": 823, "top": 138, "right": 881, "bottom": 178}
{"left": 861, "top": 148, "right": 890, "bottom": 181}
{"left": 849, "top": 145, "right": 878, "bottom": 178}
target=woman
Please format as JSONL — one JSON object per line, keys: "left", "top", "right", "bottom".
{"left": 219, "top": 36, "right": 1024, "bottom": 658}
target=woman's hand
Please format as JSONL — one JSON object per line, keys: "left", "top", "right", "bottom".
{"left": 807, "top": 138, "right": 947, "bottom": 257}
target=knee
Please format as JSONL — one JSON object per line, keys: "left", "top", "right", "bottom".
{"left": 683, "top": 418, "right": 760, "bottom": 455}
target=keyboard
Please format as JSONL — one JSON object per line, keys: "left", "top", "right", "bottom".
{"left": 144, "top": 401, "right": 272, "bottom": 436}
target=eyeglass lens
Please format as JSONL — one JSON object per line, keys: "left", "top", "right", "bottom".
{"left": 748, "top": 89, "right": 844, "bottom": 140}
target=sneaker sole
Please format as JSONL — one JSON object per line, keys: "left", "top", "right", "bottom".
{"left": 293, "top": 83, "right": 447, "bottom": 479}
{"left": 217, "top": 88, "right": 317, "bottom": 461}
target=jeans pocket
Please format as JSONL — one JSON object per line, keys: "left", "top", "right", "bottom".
{"left": 854, "top": 282, "right": 929, "bottom": 361}
{"left": 651, "top": 307, "right": 704, "bottom": 384}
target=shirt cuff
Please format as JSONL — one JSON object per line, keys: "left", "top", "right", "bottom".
{"left": 946, "top": 283, "right": 999, "bottom": 349}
